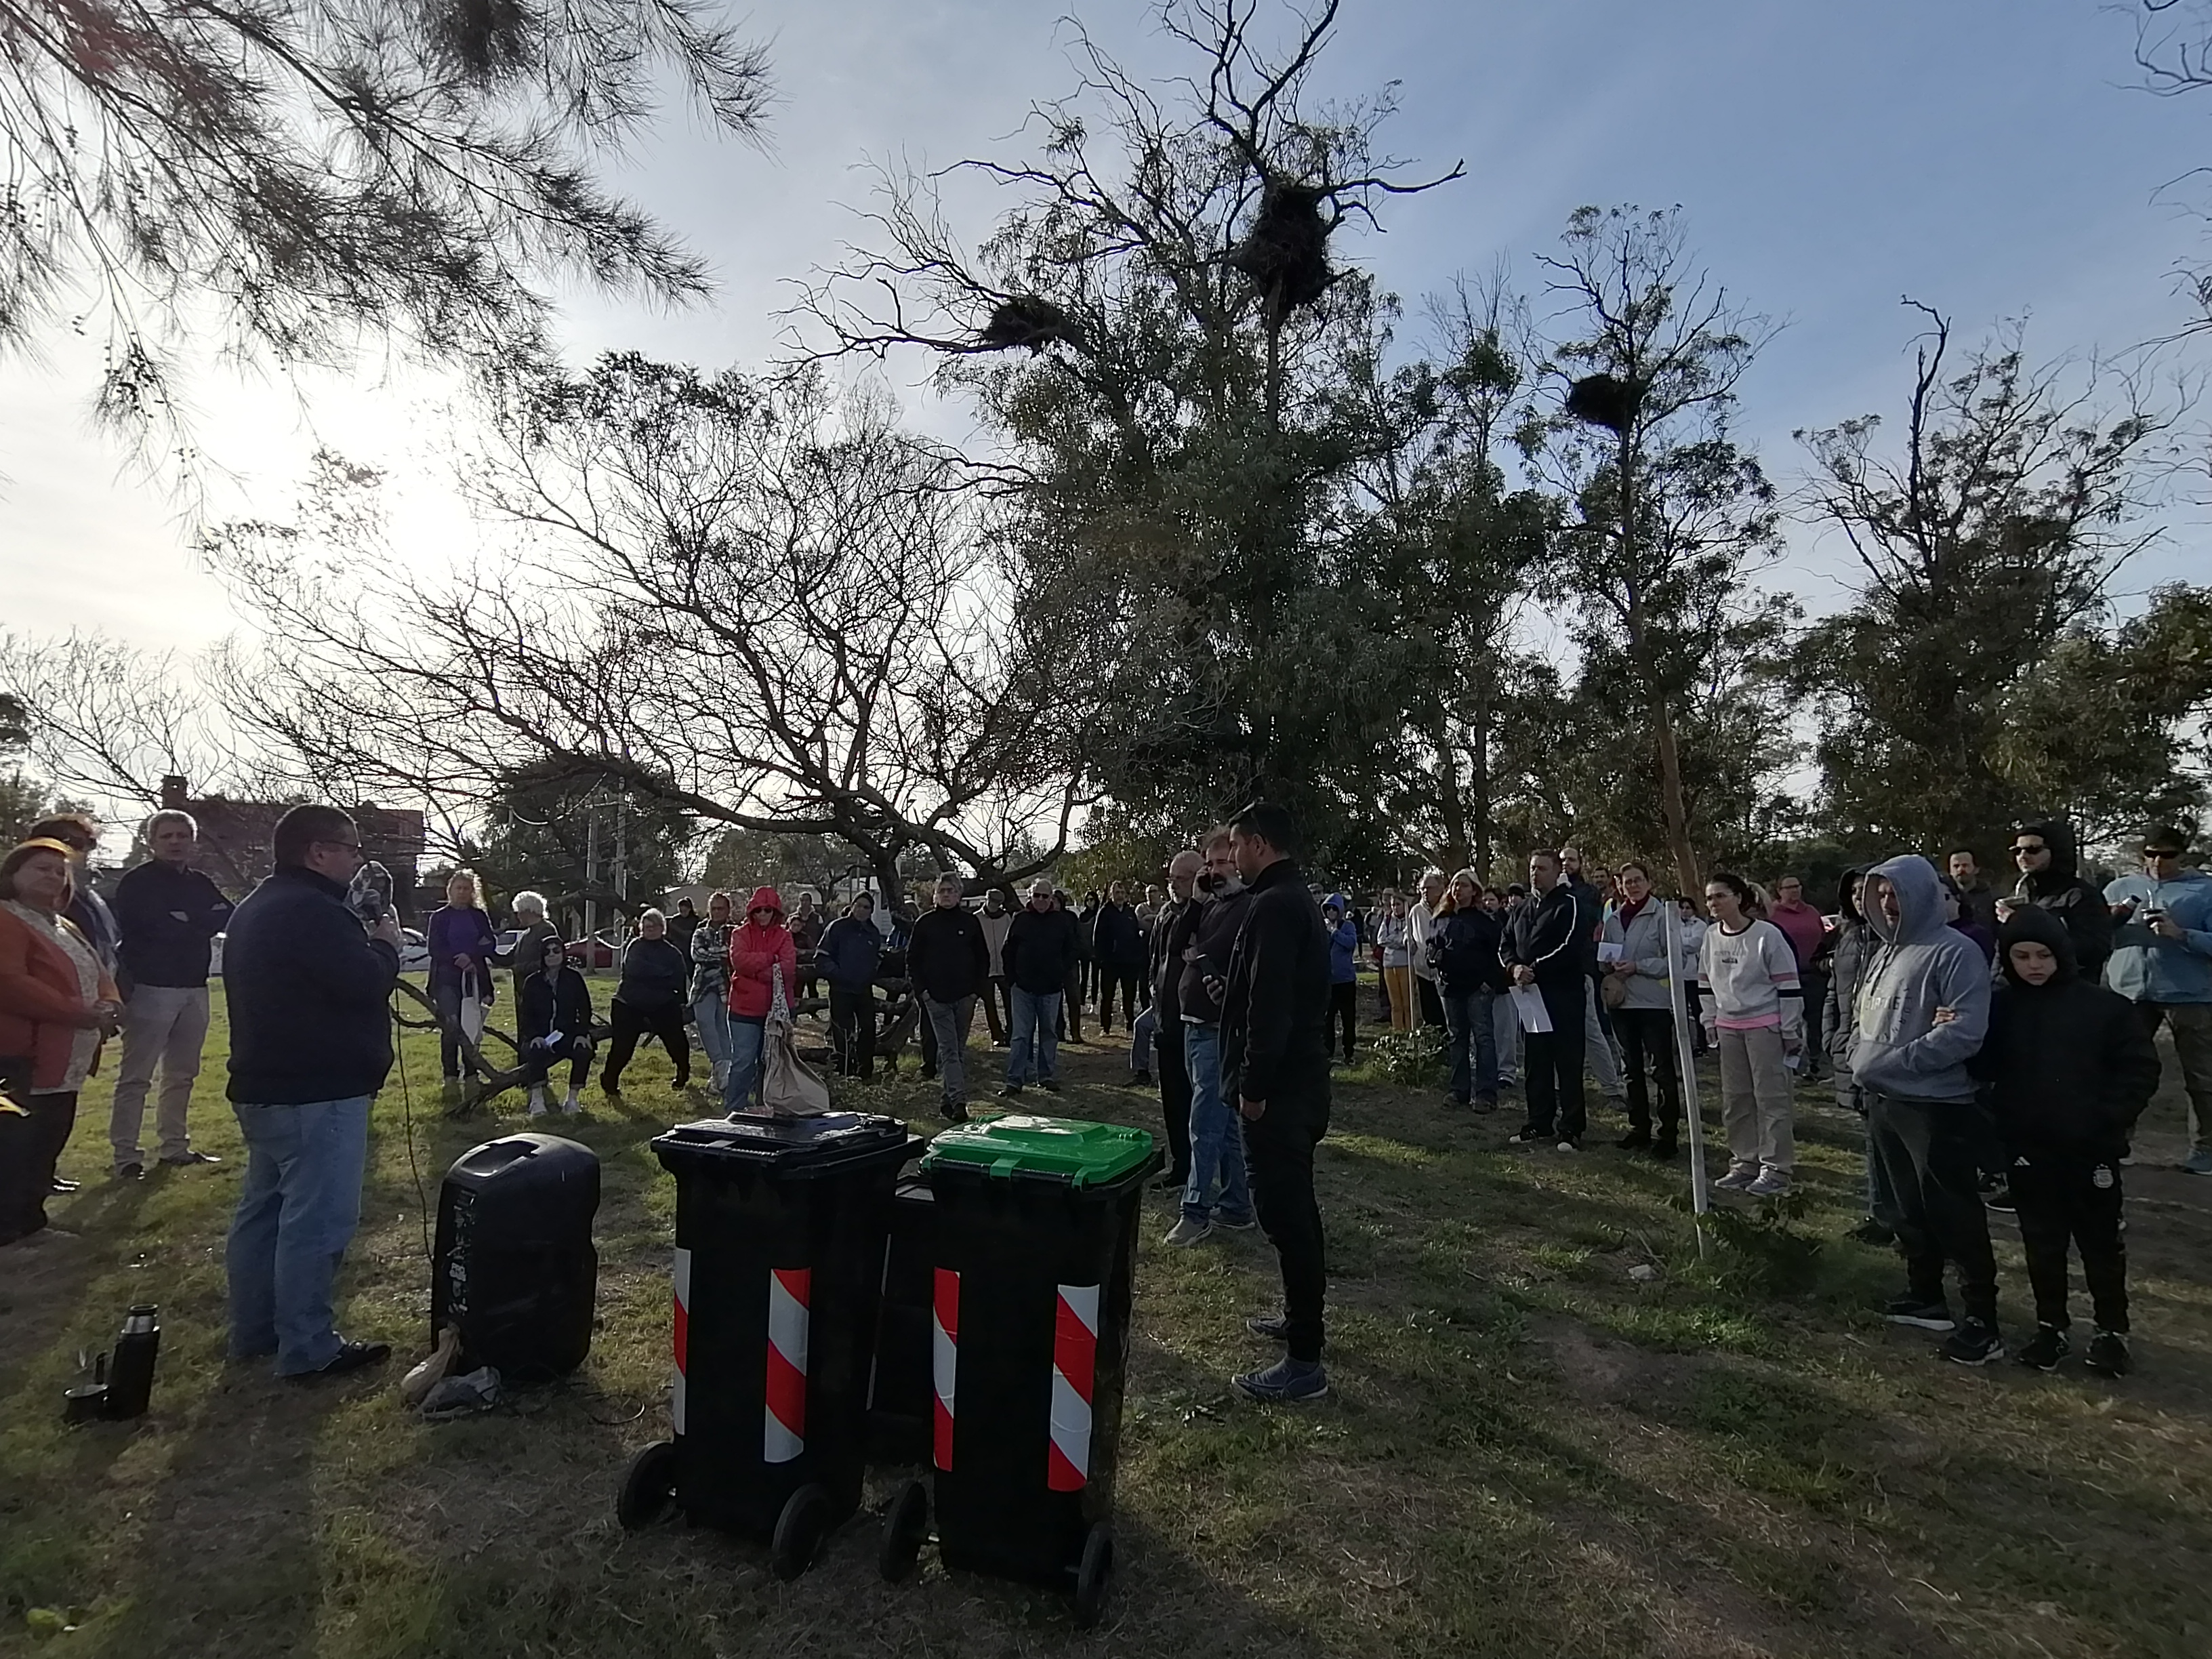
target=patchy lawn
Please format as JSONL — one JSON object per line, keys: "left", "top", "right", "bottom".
{"left": 3, "top": 991, "right": 2209, "bottom": 1658}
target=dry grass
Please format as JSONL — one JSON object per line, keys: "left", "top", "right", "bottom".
{"left": 3, "top": 988, "right": 2210, "bottom": 1658}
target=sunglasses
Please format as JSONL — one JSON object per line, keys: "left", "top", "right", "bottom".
{"left": 2011, "top": 844, "right": 2047, "bottom": 857}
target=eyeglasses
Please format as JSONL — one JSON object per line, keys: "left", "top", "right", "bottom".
{"left": 314, "top": 838, "right": 365, "bottom": 856}
{"left": 2011, "top": 844, "right": 2047, "bottom": 857}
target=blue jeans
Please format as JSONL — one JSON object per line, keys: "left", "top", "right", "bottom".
{"left": 226, "top": 1096, "right": 373, "bottom": 1375}
{"left": 1130, "top": 1005, "right": 1155, "bottom": 1073}
{"left": 1182, "top": 1023, "right": 1251, "bottom": 1224}
{"left": 1442, "top": 987, "right": 1499, "bottom": 1103}
{"left": 693, "top": 993, "right": 733, "bottom": 1090}
{"left": 924, "top": 996, "right": 975, "bottom": 1106}
{"left": 721, "top": 1015, "right": 765, "bottom": 1113}
{"left": 1007, "top": 987, "right": 1061, "bottom": 1086}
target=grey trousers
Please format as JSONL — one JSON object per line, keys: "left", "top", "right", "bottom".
{"left": 1718, "top": 1025, "right": 1795, "bottom": 1172}
{"left": 924, "top": 995, "right": 977, "bottom": 1107}
{"left": 110, "top": 983, "right": 211, "bottom": 1167}
{"left": 1583, "top": 979, "right": 1624, "bottom": 1097}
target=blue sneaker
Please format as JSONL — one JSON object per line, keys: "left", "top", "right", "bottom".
{"left": 2181, "top": 1148, "right": 2212, "bottom": 1176}
{"left": 1232, "top": 1355, "right": 1328, "bottom": 1402}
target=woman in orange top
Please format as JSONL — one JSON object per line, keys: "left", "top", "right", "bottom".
{"left": 1, "top": 839, "right": 121, "bottom": 1246}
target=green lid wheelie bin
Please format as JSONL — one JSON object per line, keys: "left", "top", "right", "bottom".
{"left": 877, "top": 1115, "right": 1160, "bottom": 1626}
{"left": 616, "top": 1112, "right": 919, "bottom": 1578}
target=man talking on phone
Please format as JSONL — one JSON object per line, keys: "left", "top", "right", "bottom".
{"left": 2104, "top": 825, "right": 2212, "bottom": 1176}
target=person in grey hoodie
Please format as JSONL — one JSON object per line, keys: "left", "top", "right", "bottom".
{"left": 1854, "top": 854, "right": 2001, "bottom": 1365}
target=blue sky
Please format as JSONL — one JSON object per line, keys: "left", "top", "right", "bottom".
{"left": 5, "top": 0, "right": 2208, "bottom": 649}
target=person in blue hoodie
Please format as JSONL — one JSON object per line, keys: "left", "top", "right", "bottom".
{"left": 1322, "top": 897, "right": 1359, "bottom": 1065}
{"left": 1853, "top": 854, "right": 2001, "bottom": 1364}
{"left": 2102, "top": 823, "right": 2212, "bottom": 1176}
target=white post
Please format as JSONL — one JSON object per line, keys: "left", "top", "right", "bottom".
{"left": 1664, "top": 903, "right": 1711, "bottom": 1254}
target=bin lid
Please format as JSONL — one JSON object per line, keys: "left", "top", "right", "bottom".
{"left": 921, "top": 1115, "right": 1155, "bottom": 1187}
{"left": 653, "top": 1112, "right": 913, "bottom": 1173}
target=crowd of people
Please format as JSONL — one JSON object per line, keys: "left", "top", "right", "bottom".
{"left": 4, "top": 799, "right": 2207, "bottom": 1395}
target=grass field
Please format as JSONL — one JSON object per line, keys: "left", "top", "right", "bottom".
{"left": 3, "top": 985, "right": 2211, "bottom": 1658}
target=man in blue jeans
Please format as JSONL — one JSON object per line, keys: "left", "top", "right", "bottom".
{"left": 1165, "top": 832, "right": 1256, "bottom": 1246}
{"left": 222, "top": 804, "right": 401, "bottom": 1381}
{"left": 1000, "top": 878, "right": 1078, "bottom": 1097}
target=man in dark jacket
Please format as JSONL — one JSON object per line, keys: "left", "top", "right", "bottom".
{"left": 601, "top": 908, "right": 692, "bottom": 1092}
{"left": 1002, "top": 878, "right": 1080, "bottom": 1094}
{"left": 1166, "top": 836, "right": 1257, "bottom": 1250}
{"left": 107, "top": 808, "right": 234, "bottom": 1177}
{"left": 1145, "top": 849, "right": 1204, "bottom": 1185}
{"left": 1091, "top": 880, "right": 1147, "bottom": 1034}
{"left": 1501, "top": 849, "right": 1592, "bottom": 1151}
{"left": 908, "top": 873, "right": 990, "bottom": 1119}
{"left": 1219, "top": 804, "right": 1332, "bottom": 1404}
{"left": 222, "top": 804, "right": 400, "bottom": 1381}
{"left": 2007, "top": 819, "right": 2113, "bottom": 979}
{"left": 1971, "top": 907, "right": 2159, "bottom": 1377}
{"left": 815, "top": 893, "right": 885, "bottom": 1080}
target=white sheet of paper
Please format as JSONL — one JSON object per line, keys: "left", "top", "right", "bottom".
{"left": 1596, "top": 943, "right": 1624, "bottom": 963}
{"left": 1511, "top": 985, "right": 1553, "bottom": 1033}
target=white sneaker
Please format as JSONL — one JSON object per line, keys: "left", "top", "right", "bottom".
{"left": 1745, "top": 1168, "right": 1792, "bottom": 1198}
{"left": 1713, "top": 1162, "right": 1759, "bottom": 1192}
{"left": 560, "top": 1092, "right": 583, "bottom": 1116}
{"left": 1164, "top": 1216, "right": 1213, "bottom": 1247}
{"left": 526, "top": 1087, "right": 548, "bottom": 1119}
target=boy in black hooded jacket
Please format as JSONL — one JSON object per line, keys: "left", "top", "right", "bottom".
{"left": 1969, "top": 907, "right": 2158, "bottom": 1376}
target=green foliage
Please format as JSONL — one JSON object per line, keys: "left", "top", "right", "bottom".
{"left": 1675, "top": 1187, "right": 1824, "bottom": 1297}
{"left": 1370, "top": 1024, "right": 1447, "bottom": 1086}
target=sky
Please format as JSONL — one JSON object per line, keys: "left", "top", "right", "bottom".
{"left": 5, "top": 0, "right": 2211, "bottom": 656}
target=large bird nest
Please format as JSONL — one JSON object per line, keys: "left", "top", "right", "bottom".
{"left": 978, "top": 297, "right": 1080, "bottom": 353}
{"left": 1227, "top": 180, "right": 1334, "bottom": 325}
{"left": 1564, "top": 373, "right": 1644, "bottom": 436}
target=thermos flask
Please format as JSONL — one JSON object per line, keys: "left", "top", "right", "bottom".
{"left": 104, "top": 1305, "right": 161, "bottom": 1419}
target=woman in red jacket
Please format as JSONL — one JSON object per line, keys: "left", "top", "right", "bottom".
{"left": 1, "top": 839, "right": 121, "bottom": 1246}
{"left": 724, "top": 886, "right": 798, "bottom": 1112}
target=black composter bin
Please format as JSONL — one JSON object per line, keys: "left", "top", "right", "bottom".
{"left": 617, "top": 1113, "right": 918, "bottom": 1579}
{"left": 865, "top": 1176, "right": 939, "bottom": 1465}
{"left": 878, "top": 1116, "right": 1160, "bottom": 1627}
{"left": 432, "top": 1133, "right": 600, "bottom": 1383}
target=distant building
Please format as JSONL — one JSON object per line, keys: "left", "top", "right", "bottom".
{"left": 159, "top": 775, "right": 428, "bottom": 917}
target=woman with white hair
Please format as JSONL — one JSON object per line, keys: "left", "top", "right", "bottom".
{"left": 502, "top": 890, "right": 559, "bottom": 1004}
{"left": 601, "top": 909, "right": 693, "bottom": 1092}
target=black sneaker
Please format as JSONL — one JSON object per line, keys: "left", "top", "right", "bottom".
{"left": 998, "top": 1084, "right": 1025, "bottom": 1099}
{"left": 1617, "top": 1130, "right": 1652, "bottom": 1152}
{"left": 1039, "top": 1080, "right": 1064, "bottom": 1094}
{"left": 2084, "top": 1329, "right": 2132, "bottom": 1377}
{"left": 1848, "top": 1218, "right": 1897, "bottom": 1246}
{"left": 2015, "top": 1325, "right": 2069, "bottom": 1372}
{"left": 1246, "top": 1313, "right": 1290, "bottom": 1342}
{"left": 287, "top": 1339, "right": 392, "bottom": 1382}
{"left": 159, "top": 1150, "right": 222, "bottom": 1168}
{"left": 1883, "top": 1294, "right": 1956, "bottom": 1332}
{"left": 1942, "top": 1317, "right": 2003, "bottom": 1366}
{"left": 1650, "top": 1134, "right": 1678, "bottom": 1161}
{"left": 112, "top": 1163, "right": 143, "bottom": 1183}
{"left": 1983, "top": 1181, "right": 2017, "bottom": 1214}
{"left": 1151, "top": 1168, "right": 1190, "bottom": 1191}
{"left": 1506, "top": 1127, "right": 1553, "bottom": 1146}
{"left": 1133, "top": 1070, "right": 1153, "bottom": 1086}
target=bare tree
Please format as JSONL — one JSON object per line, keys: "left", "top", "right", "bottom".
{"left": 207, "top": 359, "right": 1088, "bottom": 895}
{"left": 0, "top": 0, "right": 771, "bottom": 459}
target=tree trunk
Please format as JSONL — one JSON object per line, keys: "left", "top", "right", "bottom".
{"left": 1432, "top": 709, "right": 1469, "bottom": 872}
{"left": 1652, "top": 704, "right": 1702, "bottom": 901}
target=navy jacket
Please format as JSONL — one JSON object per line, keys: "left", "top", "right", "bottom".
{"left": 1092, "top": 901, "right": 1146, "bottom": 970}
{"left": 112, "top": 859, "right": 233, "bottom": 989}
{"left": 223, "top": 865, "right": 398, "bottom": 1105}
{"left": 816, "top": 915, "right": 884, "bottom": 994}
{"left": 1004, "top": 904, "right": 1082, "bottom": 996}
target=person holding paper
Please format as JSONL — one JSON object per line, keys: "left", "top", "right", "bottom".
{"left": 1502, "top": 848, "right": 1592, "bottom": 1152}
{"left": 1698, "top": 872, "right": 1803, "bottom": 1198}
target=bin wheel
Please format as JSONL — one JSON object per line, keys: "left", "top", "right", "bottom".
{"left": 771, "top": 1483, "right": 834, "bottom": 1580}
{"left": 877, "top": 1479, "right": 929, "bottom": 1582}
{"left": 615, "top": 1440, "right": 680, "bottom": 1531}
{"left": 1073, "top": 1523, "right": 1113, "bottom": 1629}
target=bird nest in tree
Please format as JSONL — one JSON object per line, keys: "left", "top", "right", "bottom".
{"left": 979, "top": 297, "right": 1079, "bottom": 352}
{"left": 1227, "top": 180, "right": 1334, "bottom": 323}
{"left": 1565, "top": 373, "right": 1643, "bottom": 436}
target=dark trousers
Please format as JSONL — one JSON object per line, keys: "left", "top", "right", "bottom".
{"left": 828, "top": 987, "right": 875, "bottom": 1078}
{"left": 1799, "top": 967, "right": 1828, "bottom": 1070}
{"left": 1158, "top": 1017, "right": 1192, "bottom": 1180}
{"left": 918, "top": 1001, "right": 937, "bottom": 1074}
{"left": 602, "top": 1000, "right": 690, "bottom": 1088}
{"left": 1416, "top": 975, "right": 1445, "bottom": 1029}
{"left": 1328, "top": 981, "right": 1357, "bottom": 1061}
{"left": 1614, "top": 1007, "right": 1682, "bottom": 1136}
{"left": 1376, "top": 964, "right": 1392, "bottom": 1023}
{"left": 1099, "top": 968, "right": 1141, "bottom": 1033}
{"left": 1246, "top": 1086, "right": 1330, "bottom": 1362}
{"left": 523, "top": 1036, "right": 594, "bottom": 1092}
{"left": 983, "top": 975, "right": 1010, "bottom": 1044}
{"left": 1521, "top": 978, "right": 1588, "bottom": 1140}
{"left": 432, "top": 978, "right": 480, "bottom": 1079}
{"left": 1059, "top": 968, "right": 1086, "bottom": 1042}
{"left": 2012, "top": 1144, "right": 2128, "bottom": 1333}
{"left": 1869, "top": 1094, "right": 1998, "bottom": 1323}
{"left": 0, "top": 1080, "right": 76, "bottom": 1245}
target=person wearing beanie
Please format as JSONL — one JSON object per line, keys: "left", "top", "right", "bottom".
{"left": 1968, "top": 906, "right": 2158, "bottom": 1376}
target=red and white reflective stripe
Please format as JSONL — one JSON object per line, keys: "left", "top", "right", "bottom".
{"left": 671, "top": 1246, "right": 692, "bottom": 1436}
{"left": 1046, "top": 1282, "right": 1099, "bottom": 1492}
{"left": 763, "top": 1267, "right": 811, "bottom": 1465}
{"left": 931, "top": 1268, "right": 960, "bottom": 1471}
